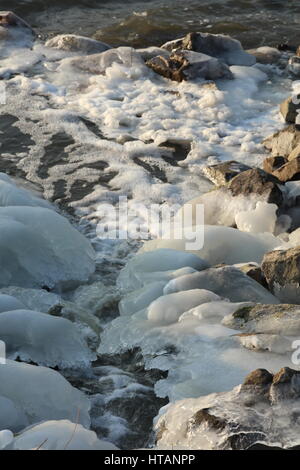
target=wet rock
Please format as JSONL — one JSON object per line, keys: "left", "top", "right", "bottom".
{"left": 228, "top": 168, "right": 284, "bottom": 206}
{"left": 263, "top": 125, "right": 300, "bottom": 158}
{"left": 146, "top": 50, "right": 233, "bottom": 82}
{"left": 155, "top": 367, "right": 300, "bottom": 450}
{"left": 288, "top": 56, "right": 300, "bottom": 77}
{"left": 223, "top": 303, "right": 300, "bottom": 335}
{"left": 262, "top": 247, "right": 300, "bottom": 303}
{"left": 202, "top": 160, "right": 252, "bottom": 186}
{"left": 280, "top": 95, "right": 300, "bottom": 123}
{"left": 237, "top": 333, "right": 292, "bottom": 354}
{"left": 45, "top": 34, "right": 111, "bottom": 54}
{"left": 161, "top": 32, "right": 255, "bottom": 66}
{"left": 247, "top": 47, "right": 281, "bottom": 65}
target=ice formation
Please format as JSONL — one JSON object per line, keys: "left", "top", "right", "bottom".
{"left": 0, "top": 360, "right": 91, "bottom": 431}
{"left": 0, "top": 206, "right": 95, "bottom": 289}
{"left": 0, "top": 309, "right": 95, "bottom": 367}
{"left": 6, "top": 420, "right": 118, "bottom": 450}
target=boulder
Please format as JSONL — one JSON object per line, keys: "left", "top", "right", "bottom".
{"left": 161, "top": 32, "right": 255, "bottom": 66}
{"left": 270, "top": 156, "right": 300, "bottom": 182}
{"left": 45, "top": 34, "right": 111, "bottom": 54}
{"left": 288, "top": 142, "right": 300, "bottom": 161}
{"left": 237, "top": 263, "right": 268, "bottom": 288}
{"left": 263, "top": 125, "right": 300, "bottom": 158}
{"left": 146, "top": 50, "right": 233, "bottom": 82}
{"left": 137, "top": 46, "right": 170, "bottom": 61}
{"left": 228, "top": 168, "right": 284, "bottom": 206}
{"left": 222, "top": 303, "right": 300, "bottom": 334}
{"left": 280, "top": 95, "right": 300, "bottom": 123}
{"left": 155, "top": 367, "right": 300, "bottom": 450}
{"left": 261, "top": 247, "right": 300, "bottom": 303}
{"left": 202, "top": 160, "right": 252, "bottom": 186}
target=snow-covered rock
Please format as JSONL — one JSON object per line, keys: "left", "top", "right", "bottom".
{"left": 45, "top": 34, "right": 111, "bottom": 55}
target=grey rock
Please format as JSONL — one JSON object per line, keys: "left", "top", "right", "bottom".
{"left": 280, "top": 95, "right": 300, "bottom": 124}
{"left": 161, "top": 32, "right": 256, "bottom": 66}
{"left": 45, "top": 34, "right": 111, "bottom": 54}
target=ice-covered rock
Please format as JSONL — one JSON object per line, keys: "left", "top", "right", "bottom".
{"left": 247, "top": 46, "right": 281, "bottom": 65}
{"left": 45, "top": 34, "right": 111, "bottom": 55}
{"left": 140, "top": 225, "right": 282, "bottom": 265}
{"left": 262, "top": 247, "right": 300, "bottom": 303}
{"left": 155, "top": 367, "right": 300, "bottom": 450}
{"left": 6, "top": 420, "right": 118, "bottom": 450}
{"left": 0, "top": 360, "right": 90, "bottom": 431}
{"left": 0, "top": 206, "right": 95, "bottom": 289}
{"left": 0, "top": 294, "right": 24, "bottom": 312}
{"left": 0, "top": 173, "right": 50, "bottom": 208}
{"left": 146, "top": 50, "right": 233, "bottom": 82}
{"left": 0, "top": 309, "right": 95, "bottom": 368}
{"left": 117, "top": 249, "right": 209, "bottom": 291}
{"left": 161, "top": 32, "right": 255, "bottom": 66}
{"left": 147, "top": 289, "right": 222, "bottom": 326}
{"left": 163, "top": 266, "right": 279, "bottom": 304}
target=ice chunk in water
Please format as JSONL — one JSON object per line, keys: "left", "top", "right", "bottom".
{"left": 7, "top": 420, "right": 118, "bottom": 450}
{"left": 0, "top": 360, "right": 90, "bottom": 431}
{"left": 0, "top": 294, "right": 24, "bottom": 312}
{"left": 0, "top": 309, "right": 95, "bottom": 368}
{"left": 0, "top": 206, "right": 95, "bottom": 289}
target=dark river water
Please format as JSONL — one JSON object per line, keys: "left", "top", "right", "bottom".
{"left": 1, "top": 0, "right": 300, "bottom": 49}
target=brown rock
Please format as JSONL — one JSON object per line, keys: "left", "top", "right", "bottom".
{"left": 0, "top": 11, "right": 33, "bottom": 32}
{"left": 263, "top": 125, "right": 300, "bottom": 158}
{"left": 228, "top": 168, "right": 284, "bottom": 206}
{"left": 191, "top": 408, "right": 227, "bottom": 431}
{"left": 202, "top": 160, "right": 252, "bottom": 186}
{"left": 146, "top": 50, "right": 233, "bottom": 82}
{"left": 262, "top": 247, "right": 300, "bottom": 303}
{"left": 247, "top": 47, "right": 281, "bottom": 65}
{"left": 270, "top": 367, "right": 300, "bottom": 403}
{"left": 242, "top": 368, "right": 273, "bottom": 387}
{"left": 280, "top": 96, "right": 300, "bottom": 124}
{"left": 288, "top": 142, "right": 300, "bottom": 161}
{"left": 238, "top": 263, "right": 268, "bottom": 288}
{"left": 263, "top": 156, "right": 287, "bottom": 174}
{"left": 272, "top": 156, "right": 300, "bottom": 182}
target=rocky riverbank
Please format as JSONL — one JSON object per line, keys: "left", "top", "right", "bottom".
{"left": 0, "top": 10, "right": 300, "bottom": 450}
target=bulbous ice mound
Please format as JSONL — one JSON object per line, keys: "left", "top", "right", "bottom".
{"left": 140, "top": 225, "right": 281, "bottom": 265}
{"left": 5, "top": 420, "right": 118, "bottom": 450}
{"left": 0, "top": 206, "right": 95, "bottom": 289}
{"left": 0, "top": 360, "right": 90, "bottom": 432}
{"left": 0, "top": 309, "right": 95, "bottom": 368}
{"left": 0, "top": 173, "right": 50, "bottom": 208}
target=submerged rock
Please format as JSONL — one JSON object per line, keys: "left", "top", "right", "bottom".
{"left": 45, "top": 34, "right": 111, "bottom": 54}
{"left": 262, "top": 247, "right": 300, "bottom": 303}
{"left": 161, "top": 32, "right": 255, "bottom": 66}
{"left": 0, "top": 11, "right": 33, "bottom": 33}
{"left": 228, "top": 168, "right": 284, "bottom": 206}
{"left": 146, "top": 50, "right": 233, "bottom": 82}
{"left": 280, "top": 95, "right": 300, "bottom": 124}
{"left": 155, "top": 367, "right": 300, "bottom": 450}
{"left": 202, "top": 160, "right": 252, "bottom": 186}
